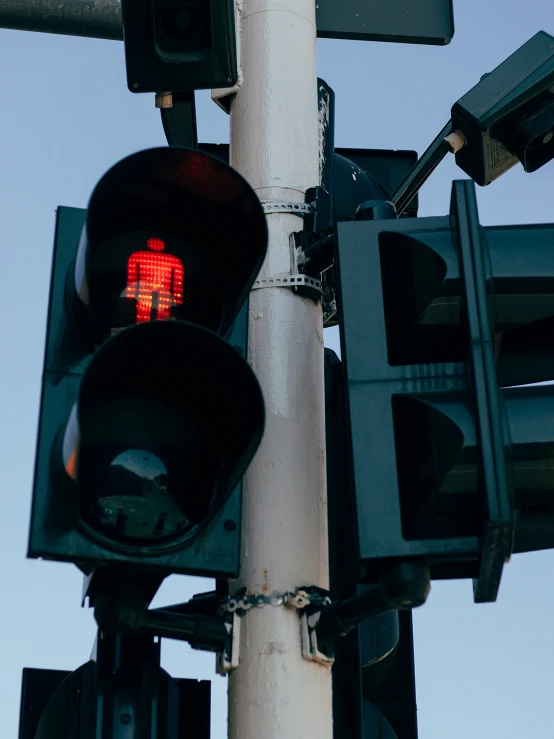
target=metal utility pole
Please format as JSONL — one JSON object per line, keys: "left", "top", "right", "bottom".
{"left": 228, "top": 2, "right": 333, "bottom": 738}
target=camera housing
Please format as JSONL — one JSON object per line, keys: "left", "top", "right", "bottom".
{"left": 452, "top": 30, "right": 554, "bottom": 185}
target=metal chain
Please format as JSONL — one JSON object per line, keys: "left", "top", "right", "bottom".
{"left": 218, "top": 589, "right": 331, "bottom": 616}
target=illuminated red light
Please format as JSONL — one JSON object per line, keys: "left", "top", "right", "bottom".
{"left": 147, "top": 237, "right": 166, "bottom": 252}
{"left": 125, "top": 238, "right": 184, "bottom": 323}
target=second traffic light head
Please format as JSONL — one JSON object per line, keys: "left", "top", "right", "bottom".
{"left": 335, "top": 179, "right": 554, "bottom": 601}
{"left": 75, "top": 146, "right": 267, "bottom": 342}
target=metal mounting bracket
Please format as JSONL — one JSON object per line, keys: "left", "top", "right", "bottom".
{"left": 300, "top": 610, "right": 335, "bottom": 667}
{"left": 249, "top": 230, "right": 326, "bottom": 307}
{"left": 261, "top": 201, "right": 316, "bottom": 217}
{"left": 251, "top": 189, "right": 336, "bottom": 320}
{"left": 251, "top": 270, "right": 336, "bottom": 324}
{"left": 252, "top": 271, "right": 324, "bottom": 296}
{"left": 215, "top": 612, "right": 240, "bottom": 675}
{"left": 215, "top": 587, "right": 334, "bottom": 672}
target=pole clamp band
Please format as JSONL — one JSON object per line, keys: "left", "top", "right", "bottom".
{"left": 216, "top": 587, "right": 334, "bottom": 673}
{"left": 261, "top": 201, "right": 316, "bottom": 217}
{"left": 252, "top": 272, "right": 324, "bottom": 297}
{"left": 218, "top": 587, "right": 331, "bottom": 615}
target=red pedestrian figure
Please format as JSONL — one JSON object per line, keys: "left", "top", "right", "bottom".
{"left": 125, "top": 237, "right": 184, "bottom": 323}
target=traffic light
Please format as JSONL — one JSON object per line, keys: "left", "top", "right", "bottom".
{"left": 121, "top": 0, "right": 237, "bottom": 93}
{"left": 334, "top": 178, "right": 554, "bottom": 603}
{"left": 385, "top": 32, "right": 554, "bottom": 217}
{"left": 19, "top": 634, "right": 211, "bottom": 739}
{"left": 361, "top": 611, "right": 417, "bottom": 739}
{"left": 452, "top": 30, "right": 554, "bottom": 185}
{"left": 326, "top": 350, "right": 418, "bottom": 739}
{"left": 29, "top": 146, "right": 267, "bottom": 579}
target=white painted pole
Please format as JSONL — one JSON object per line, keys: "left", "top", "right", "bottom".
{"left": 227, "top": 1, "right": 333, "bottom": 738}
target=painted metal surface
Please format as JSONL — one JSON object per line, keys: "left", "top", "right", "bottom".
{"left": 316, "top": 0, "right": 454, "bottom": 44}
{"left": 227, "top": 0, "right": 333, "bottom": 737}
{"left": 0, "top": 0, "right": 454, "bottom": 46}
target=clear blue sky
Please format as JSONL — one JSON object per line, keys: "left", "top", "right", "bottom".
{"left": 1, "top": 1, "right": 554, "bottom": 737}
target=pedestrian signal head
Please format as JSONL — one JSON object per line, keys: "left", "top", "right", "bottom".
{"left": 29, "top": 149, "right": 266, "bottom": 579}
{"left": 74, "top": 147, "right": 267, "bottom": 343}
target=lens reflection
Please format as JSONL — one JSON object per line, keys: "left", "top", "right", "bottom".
{"left": 94, "top": 449, "right": 190, "bottom": 541}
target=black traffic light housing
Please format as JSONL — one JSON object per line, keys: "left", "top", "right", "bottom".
{"left": 79, "top": 147, "right": 265, "bottom": 339}
{"left": 19, "top": 634, "right": 211, "bottom": 739}
{"left": 452, "top": 30, "right": 554, "bottom": 185}
{"left": 29, "top": 147, "right": 267, "bottom": 579}
{"left": 326, "top": 348, "right": 419, "bottom": 739}
{"left": 121, "top": 0, "right": 237, "bottom": 92}
{"left": 386, "top": 32, "right": 554, "bottom": 218}
{"left": 335, "top": 178, "right": 554, "bottom": 603}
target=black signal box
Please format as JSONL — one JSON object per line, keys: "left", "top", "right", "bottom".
{"left": 121, "top": 0, "right": 237, "bottom": 93}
